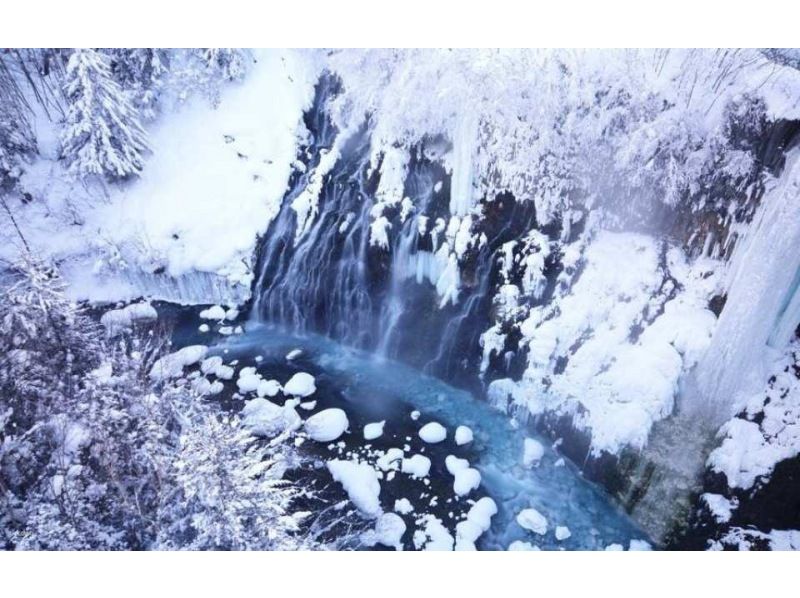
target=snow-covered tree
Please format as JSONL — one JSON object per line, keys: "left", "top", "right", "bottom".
{"left": 60, "top": 48, "right": 150, "bottom": 180}
{"left": 157, "top": 412, "right": 309, "bottom": 550}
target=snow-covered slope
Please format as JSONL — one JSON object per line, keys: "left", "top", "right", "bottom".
{"left": 4, "top": 50, "right": 319, "bottom": 304}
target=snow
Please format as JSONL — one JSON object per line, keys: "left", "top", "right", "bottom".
{"left": 326, "top": 459, "right": 382, "bottom": 518}
{"left": 304, "top": 408, "right": 349, "bottom": 442}
{"left": 555, "top": 526, "right": 572, "bottom": 541}
{"left": 256, "top": 379, "right": 281, "bottom": 398}
{"left": 410, "top": 410, "right": 421, "bottom": 421}
{"left": 455, "top": 497, "right": 497, "bottom": 550}
{"left": 199, "top": 305, "right": 226, "bottom": 320}
{"left": 100, "top": 302, "right": 157, "bottom": 336}
{"left": 283, "top": 372, "right": 316, "bottom": 397}
{"left": 241, "top": 398, "right": 301, "bottom": 438}
{"left": 361, "top": 512, "right": 406, "bottom": 551}
{"left": 418, "top": 422, "right": 447, "bottom": 443}
{"left": 394, "top": 498, "right": 414, "bottom": 515}
{"left": 628, "top": 540, "right": 652, "bottom": 551}
{"left": 377, "top": 448, "right": 404, "bottom": 471}
{"left": 286, "top": 349, "right": 303, "bottom": 361}
{"left": 708, "top": 339, "right": 800, "bottom": 489}
{"left": 363, "top": 421, "right": 385, "bottom": 441}
{"left": 5, "top": 50, "right": 319, "bottom": 305}
{"left": 401, "top": 454, "right": 432, "bottom": 479}
{"left": 522, "top": 438, "right": 544, "bottom": 467}
{"left": 487, "top": 232, "right": 721, "bottom": 454}
{"left": 454, "top": 425, "right": 473, "bottom": 446}
{"left": 149, "top": 345, "right": 208, "bottom": 382}
{"left": 452, "top": 468, "right": 481, "bottom": 497}
{"left": 516, "top": 508, "right": 548, "bottom": 535}
{"left": 413, "top": 515, "right": 454, "bottom": 551}
{"left": 696, "top": 151, "right": 800, "bottom": 422}
{"left": 236, "top": 368, "right": 262, "bottom": 393}
{"left": 701, "top": 493, "right": 739, "bottom": 524}
{"left": 508, "top": 541, "right": 540, "bottom": 551}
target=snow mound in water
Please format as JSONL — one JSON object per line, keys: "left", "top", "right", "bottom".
{"left": 523, "top": 438, "right": 544, "bottom": 467}
{"left": 361, "top": 512, "right": 406, "bottom": 550}
{"left": 286, "top": 349, "right": 303, "bottom": 360}
{"left": 326, "top": 459, "right": 382, "bottom": 518}
{"left": 517, "top": 508, "right": 548, "bottom": 535}
{"left": 418, "top": 422, "right": 446, "bottom": 443}
{"left": 237, "top": 367, "right": 262, "bottom": 392}
{"left": 455, "top": 425, "right": 473, "bottom": 445}
{"left": 401, "top": 454, "right": 431, "bottom": 478}
{"left": 304, "top": 408, "right": 349, "bottom": 442}
{"left": 455, "top": 497, "right": 498, "bottom": 550}
{"left": 394, "top": 498, "right": 414, "bottom": 515}
{"left": 241, "top": 398, "right": 301, "bottom": 438}
{"left": 555, "top": 526, "right": 571, "bottom": 541}
{"left": 413, "top": 515, "right": 454, "bottom": 551}
{"left": 199, "top": 305, "right": 227, "bottom": 320}
{"left": 363, "top": 421, "right": 385, "bottom": 440}
{"left": 257, "top": 379, "right": 281, "bottom": 397}
{"left": 149, "top": 345, "right": 207, "bottom": 382}
{"left": 284, "top": 372, "right": 316, "bottom": 397}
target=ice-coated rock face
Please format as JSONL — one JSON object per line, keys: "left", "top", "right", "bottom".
{"left": 304, "top": 408, "right": 349, "bottom": 442}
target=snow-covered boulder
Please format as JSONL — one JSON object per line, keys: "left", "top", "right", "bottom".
{"left": 304, "top": 408, "right": 349, "bottom": 442}
{"left": 236, "top": 367, "right": 262, "bottom": 393}
{"left": 149, "top": 345, "right": 208, "bottom": 382}
{"left": 241, "top": 398, "right": 301, "bottom": 438}
{"left": 394, "top": 498, "right": 414, "bottom": 515}
{"left": 418, "top": 422, "right": 446, "bottom": 443}
{"left": 256, "top": 379, "right": 281, "bottom": 397}
{"left": 326, "top": 459, "right": 382, "bottom": 518}
{"left": 455, "top": 497, "right": 497, "bottom": 550}
{"left": 284, "top": 372, "right": 316, "bottom": 397}
{"left": 401, "top": 454, "right": 431, "bottom": 478}
{"left": 361, "top": 512, "right": 406, "bottom": 550}
{"left": 523, "top": 438, "right": 545, "bottom": 467}
{"left": 199, "top": 305, "right": 227, "bottom": 320}
{"left": 508, "top": 541, "right": 540, "bottom": 551}
{"left": 555, "top": 526, "right": 571, "bottom": 541}
{"left": 455, "top": 425, "right": 473, "bottom": 445}
{"left": 363, "top": 421, "right": 385, "bottom": 440}
{"left": 286, "top": 349, "right": 303, "bottom": 361}
{"left": 517, "top": 507, "right": 548, "bottom": 535}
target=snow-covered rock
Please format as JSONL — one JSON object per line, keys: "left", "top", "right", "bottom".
{"left": 455, "top": 497, "right": 497, "bottom": 550}
{"left": 517, "top": 507, "right": 548, "bottom": 535}
{"left": 241, "top": 398, "right": 301, "bottom": 438}
{"left": 523, "top": 438, "right": 545, "bottom": 467}
{"left": 361, "top": 512, "right": 406, "bottom": 550}
{"left": 256, "top": 379, "right": 281, "bottom": 398}
{"left": 701, "top": 493, "right": 739, "bottom": 524}
{"left": 418, "top": 422, "right": 446, "bottom": 443}
{"left": 394, "top": 498, "right": 414, "bottom": 515}
{"left": 199, "top": 305, "right": 227, "bottom": 320}
{"left": 401, "top": 454, "right": 431, "bottom": 478}
{"left": 149, "top": 345, "right": 208, "bottom": 382}
{"left": 326, "top": 459, "right": 382, "bottom": 518}
{"left": 455, "top": 425, "right": 473, "bottom": 445}
{"left": 236, "top": 367, "right": 262, "bottom": 393}
{"left": 286, "top": 349, "right": 302, "bottom": 361}
{"left": 363, "top": 421, "right": 385, "bottom": 440}
{"left": 413, "top": 515, "right": 454, "bottom": 551}
{"left": 377, "top": 448, "right": 404, "bottom": 471}
{"left": 304, "top": 408, "right": 349, "bottom": 442}
{"left": 555, "top": 526, "right": 571, "bottom": 541}
{"left": 284, "top": 372, "right": 316, "bottom": 397}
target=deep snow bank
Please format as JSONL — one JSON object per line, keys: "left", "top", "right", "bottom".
{"left": 3, "top": 50, "right": 320, "bottom": 305}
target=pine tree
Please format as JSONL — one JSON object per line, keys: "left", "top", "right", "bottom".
{"left": 60, "top": 48, "right": 150, "bottom": 180}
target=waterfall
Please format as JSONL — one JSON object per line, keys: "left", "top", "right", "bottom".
{"left": 694, "top": 149, "right": 800, "bottom": 422}
{"left": 250, "top": 76, "right": 538, "bottom": 390}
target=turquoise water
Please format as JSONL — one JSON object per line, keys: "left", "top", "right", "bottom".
{"left": 210, "top": 322, "right": 649, "bottom": 550}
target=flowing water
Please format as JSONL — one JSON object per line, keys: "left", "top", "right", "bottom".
{"left": 198, "top": 321, "right": 649, "bottom": 550}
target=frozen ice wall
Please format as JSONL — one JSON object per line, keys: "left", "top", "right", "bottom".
{"left": 695, "top": 150, "right": 800, "bottom": 422}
